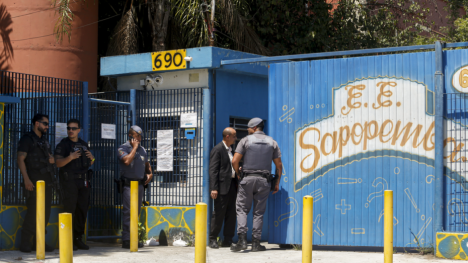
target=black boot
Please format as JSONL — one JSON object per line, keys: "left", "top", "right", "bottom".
{"left": 19, "top": 233, "right": 32, "bottom": 253}
{"left": 230, "top": 234, "right": 247, "bottom": 252}
{"left": 122, "top": 240, "right": 144, "bottom": 249}
{"left": 251, "top": 238, "right": 266, "bottom": 252}
{"left": 209, "top": 239, "right": 219, "bottom": 249}
{"left": 74, "top": 237, "right": 90, "bottom": 250}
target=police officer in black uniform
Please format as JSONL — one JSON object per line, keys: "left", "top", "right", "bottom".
{"left": 55, "top": 119, "right": 94, "bottom": 250}
{"left": 17, "top": 114, "right": 56, "bottom": 253}
{"left": 231, "top": 118, "right": 282, "bottom": 252}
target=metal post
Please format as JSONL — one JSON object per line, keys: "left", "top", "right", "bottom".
{"left": 384, "top": 190, "right": 393, "bottom": 263}
{"left": 82, "top": 82, "right": 89, "bottom": 142}
{"left": 302, "top": 196, "right": 313, "bottom": 263}
{"left": 202, "top": 88, "right": 212, "bottom": 245}
{"left": 195, "top": 202, "right": 207, "bottom": 263}
{"left": 434, "top": 41, "right": 444, "bottom": 246}
{"left": 130, "top": 89, "right": 137, "bottom": 126}
{"left": 59, "top": 213, "right": 73, "bottom": 263}
{"left": 36, "top": 180, "right": 45, "bottom": 260}
{"left": 130, "top": 181, "right": 138, "bottom": 252}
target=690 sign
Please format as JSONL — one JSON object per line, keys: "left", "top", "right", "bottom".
{"left": 152, "top": 49, "right": 186, "bottom": 71}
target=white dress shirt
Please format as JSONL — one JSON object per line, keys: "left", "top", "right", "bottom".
{"left": 222, "top": 141, "right": 235, "bottom": 178}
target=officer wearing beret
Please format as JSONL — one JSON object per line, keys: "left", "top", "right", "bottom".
{"left": 231, "top": 118, "right": 282, "bottom": 252}
{"left": 55, "top": 119, "right": 94, "bottom": 250}
{"left": 118, "top": 125, "right": 153, "bottom": 249}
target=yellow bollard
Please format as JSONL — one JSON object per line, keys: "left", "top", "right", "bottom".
{"left": 302, "top": 195, "right": 314, "bottom": 263}
{"left": 195, "top": 202, "right": 207, "bottom": 263}
{"left": 59, "top": 213, "right": 73, "bottom": 263}
{"left": 130, "top": 181, "right": 139, "bottom": 252}
{"left": 36, "top": 180, "right": 45, "bottom": 260}
{"left": 384, "top": 190, "right": 393, "bottom": 263}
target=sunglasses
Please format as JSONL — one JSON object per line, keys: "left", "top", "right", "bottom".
{"left": 39, "top": 121, "right": 49, "bottom": 126}
{"left": 67, "top": 127, "right": 80, "bottom": 131}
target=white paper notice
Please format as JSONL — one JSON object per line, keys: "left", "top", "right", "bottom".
{"left": 180, "top": 113, "right": 197, "bottom": 128}
{"left": 101, "top": 124, "right": 116, "bottom": 139}
{"left": 157, "top": 130, "right": 173, "bottom": 171}
{"left": 55, "top": 122, "right": 68, "bottom": 147}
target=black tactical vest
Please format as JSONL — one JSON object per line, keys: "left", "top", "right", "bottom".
{"left": 242, "top": 134, "right": 275, "bottom": 172}
{"left": 24, "top": 132, "right": 51, "bottom": 178}
{"left": 60, "top": 138, "right": 91, "bottom": 174}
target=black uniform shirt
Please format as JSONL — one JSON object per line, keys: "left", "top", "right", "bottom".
{"left": 55, "top": 137, "right": 90, "bottom": 174}
{"left": 17, "top": 131, "right": 52, "bottom": 181}
{"left": 18, "top": 131, "right": 52, "bottom": 155}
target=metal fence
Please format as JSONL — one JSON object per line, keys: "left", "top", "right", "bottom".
{"left": 445, "top": 93, "right": 468, "bottom": 232}
{"left": 1, "top": 71, "right": 83, "bottom": 205}
{"left": 87, "top": 91, "right": 130, "bottom": 238}
{"left": 135, "top": 88, "right": 204, "bottom": 206}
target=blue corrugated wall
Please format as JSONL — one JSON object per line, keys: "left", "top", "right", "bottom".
{"left": 268, "top": 52, "right": 440, "bottom": 247}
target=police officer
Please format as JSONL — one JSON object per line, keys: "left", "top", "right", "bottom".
{"left": 55, "top": 119, "right": 94, "bottom": 250}
{"left": 231, "top": 118, "right": 282, "bottom": 252}
{"left": 118, "top": 125, "right": 153, "bottom": 249}
{"left": 17, "top": 114, "right": 56, "bottom": 253}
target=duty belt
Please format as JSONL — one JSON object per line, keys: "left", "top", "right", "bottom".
{"left": 244, "top": 173, "right": 268, "bottom": 179}
{"left": 73, "top": 172, "right": 87, "bottom": 179}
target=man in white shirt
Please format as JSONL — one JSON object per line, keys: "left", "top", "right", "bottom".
{"left": 209, "top": 127, "right": 238, "bottom": 248}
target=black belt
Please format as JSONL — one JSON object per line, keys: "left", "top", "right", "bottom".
{"left": 245, "top": 173, "right": 267, "bottom": 178}
{"left": 73, "top": 173, "right": 87, "bottom": 179}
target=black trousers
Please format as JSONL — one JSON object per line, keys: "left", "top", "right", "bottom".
{"left": 62, "top": 178, "right": 90, "bottom": 238}
{"left": 22, "top": 183, "right": 53, "bottom": 239}
{"left": 209, "top": 179, "right": 237, "bottom": 241}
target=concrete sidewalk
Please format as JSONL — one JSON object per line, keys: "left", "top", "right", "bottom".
{"left": 0, "top": 242, "right": 459, "bottom": 263}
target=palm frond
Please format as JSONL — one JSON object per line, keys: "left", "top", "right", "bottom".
{"left": 106, "top": 8, "right": 139, "bottom": 56}
{"left": 172, "top": 0, "right": 269, "bottom": 55}
{"left": 51, "top": 0, "right": 83, "bottom": 43}
{"left": 216, "top": 0, "right": 270, "bottom": 55}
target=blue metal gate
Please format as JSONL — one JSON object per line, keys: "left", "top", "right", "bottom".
{"left": 268, "top": 52, "right": 438, "bottom": 247}
{"left": 87, "top": 91, "right": 131, "bottom": 239}
{"left": 1, "top": 70, "right": 84, "bottom": 205}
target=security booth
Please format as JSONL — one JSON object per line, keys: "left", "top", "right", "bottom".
{"left": 97, "top": 47, "right": 270, "bottom": 243}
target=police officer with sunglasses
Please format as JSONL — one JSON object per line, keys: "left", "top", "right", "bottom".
{"left": 55, "top": 119, "right": 94, "bottom": 250}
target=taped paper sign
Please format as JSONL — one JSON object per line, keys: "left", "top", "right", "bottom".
{"left": 55, "top": 122, "right": 67, "bottom": 147}
{"left": 101, "top": 124, "right": 116, "bottom": 139}
{"left": 157, "top": 130, "right": 173, "bottom": 171}
{"left": 180, "top": 113, "right": 197, "bottom": 128}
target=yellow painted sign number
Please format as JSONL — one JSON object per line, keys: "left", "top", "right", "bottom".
{"left": 152, "top": 49, "right": 186, "bottom": 71}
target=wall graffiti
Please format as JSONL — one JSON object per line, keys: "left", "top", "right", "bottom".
{"left": 436, "top": 232, "right": 468, "bottom": 260}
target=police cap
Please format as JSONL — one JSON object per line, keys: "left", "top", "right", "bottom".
{"left": 130, "top": 125, "right": 144, "bottom": 137}
{"left": 247, "top": 117, "right": 263, "bottom": 128}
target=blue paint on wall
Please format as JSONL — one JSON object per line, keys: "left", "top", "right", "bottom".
{"left": 100, "top": 47, "right": 268, "bottom": 77}
{"left": 268, "top": 53, "right": 438, "bottom": 247}
{"left": 214, "top": 70, "right": 270, "bottom": 241}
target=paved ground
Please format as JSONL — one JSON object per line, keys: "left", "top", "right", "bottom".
{"left": 0, "top": 242, "right": 461, "bottom": 263}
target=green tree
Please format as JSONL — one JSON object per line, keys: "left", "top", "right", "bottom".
{"left": 52, "top": 0, "right": 268, "bottom": 55}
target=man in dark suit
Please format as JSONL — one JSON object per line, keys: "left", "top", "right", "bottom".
{"left": 209, "top": 127, "right": 238, "bottom": 248}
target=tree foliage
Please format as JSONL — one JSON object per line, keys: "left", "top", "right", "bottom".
{"left": 53, "top": 0, "right": 467, "bottom": 58}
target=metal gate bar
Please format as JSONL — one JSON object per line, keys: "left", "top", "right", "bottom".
{"left": 87, "top": 91, "right": 131, "bottom": 239}
{"left": 135, "top": 88, "right": 204, "bottom": 206}
{"left": 445, "top": 93, "right": 468, "bottom": 232}
{"left": 1, "top": 71, "right": 83, "bottom": 205}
